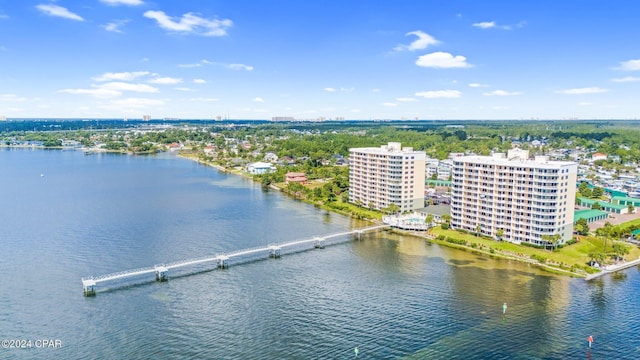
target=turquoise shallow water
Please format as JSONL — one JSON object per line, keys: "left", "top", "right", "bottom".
{"left": 0, "top": 148, "right": 638, "bottom": 359}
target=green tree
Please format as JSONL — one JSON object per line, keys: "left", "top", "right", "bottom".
{"left": 612, "top": 242, "right": 630, "bottom": 262}
{"left": 574, "top": 218, "right": 590, "bottom": 236}
{"left": 629, "top": 204, "right": 635, "bottom": 214}
{"left": 496, "top": 228, "right": 504, "bottom": 241}
{"left": 591, "top": 202, "right": 602, "bottom": 210}
{"left": 385, "top": 203, "right": 400, "bottom": 214}
{"left": 475, "top": 224, "right": 482, "bottom": 237}
{"left": 542, "top": 234, "right": 561, "bottom": 251}
{"left": 578, "top": 182, "right": 592, "bottom": 198}
{"left": 588, "top": 251, "right": 606, "bottom": 267}
{"left": 591, "top": 187, "right": 604, "bottom": 198}
{"left": 425, "top": 214, "right": 434, "bottom": 227}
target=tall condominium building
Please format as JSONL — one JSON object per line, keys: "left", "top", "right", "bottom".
{"left": 349, "top": 142, "right": 426, "bottom": 212}
{"left": 451, "top": 149, "right": 577, "bottom": 246}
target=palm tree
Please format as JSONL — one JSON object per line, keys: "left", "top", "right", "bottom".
{"left": 425, "top": 214, "right": 434, "bottom": 227}
{"left": 588, "top": 251, "right": 606, "bottom": 268}
{"left": 475, "top": 224, "right": 482, "bottom": 237}
{"left": 612, "top": 242, "right": 630, "bottom": 262}
{"left": 496, "top": 228, "right": 504, "bottom": 241}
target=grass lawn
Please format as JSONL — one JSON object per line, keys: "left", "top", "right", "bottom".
{"left": 429, "top": 227, "right": 640, "bottom": 276}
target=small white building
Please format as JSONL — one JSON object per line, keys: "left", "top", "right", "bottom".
{"left": 246, "top": 161, "right": 276, "bottom": 175}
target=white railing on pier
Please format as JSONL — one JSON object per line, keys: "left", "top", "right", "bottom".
{"left": 82, "top": 225, "right": 389, "bottom": 295}
{"left": 92, "top": 266, "right": 156, "bottom": 283}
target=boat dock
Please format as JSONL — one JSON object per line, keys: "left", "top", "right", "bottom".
{"left": 585, "top": 257, "right": 640, "bottom": 281}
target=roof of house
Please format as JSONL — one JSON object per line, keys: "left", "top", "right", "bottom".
{"left": 415, "top": 205, "right": 451, "bottom": 217}
{"left": 574, "top": 209, "right": 609, "bottom": 221}
{"left": 577, "top": 197, "right": 628, "bottom": 210}
{"left": 612, "top": 196, "right": 640, "bottom": 203}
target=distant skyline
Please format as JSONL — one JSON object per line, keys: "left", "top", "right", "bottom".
{"left": 1, "top": 0, "right": 639, "bottom": 120}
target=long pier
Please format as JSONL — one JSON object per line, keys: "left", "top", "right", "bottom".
{"left": 82, "top": 225, "right": 389, "bottom": 296}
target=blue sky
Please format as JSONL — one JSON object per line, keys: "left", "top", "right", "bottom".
{"left": 1, "top": 0, "right": 639, "bottom": 120}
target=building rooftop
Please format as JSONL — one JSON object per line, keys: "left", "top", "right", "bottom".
{"left": 416, "top": 205, "right": 451, "bottom": 217}
{"left": 574, "top": 209, "right": 609, "bottom": 221}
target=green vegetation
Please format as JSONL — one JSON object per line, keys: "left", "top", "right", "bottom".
{"left": 429, "top": 227, "right": 640, "bottom": 276}
{"left": 5, "top": 119, "right": 640, "bottom": 278}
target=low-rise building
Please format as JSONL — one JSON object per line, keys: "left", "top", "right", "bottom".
{"left": 285, "top": 172, "right": 307, "bottom": 184}
{"left": 246, "top": 161, "right": 275, "bottom": 175}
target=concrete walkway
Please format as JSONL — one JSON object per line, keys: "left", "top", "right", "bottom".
{"left": 585, "top": 258, "right": 640, "bottom": 281}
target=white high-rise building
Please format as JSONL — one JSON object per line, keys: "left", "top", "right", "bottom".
{"left": 451, "top": 149, "right": 577, "bottom": 246}
{"left": 349, "top": 142, "right": 426, "bottom": 212}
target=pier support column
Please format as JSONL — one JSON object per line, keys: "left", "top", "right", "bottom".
{"left": 82, "top": 278, "right": 96, "bottom": 297}
{"left": 269, "top": 246, "right": 281, "bottom": 258}
{"left": 356, "top": 230, "right": 363, "bottom": 240}
{"left": 314, "top": 237, "right": 325, "bottom": 249}
{"left": 155, "top": 266, "right": 169, "bottom": 282}
{"left": 217, "top": 255, "right": 229, "bottom": 269}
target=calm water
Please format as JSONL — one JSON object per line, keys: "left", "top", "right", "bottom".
{"left": 1, "top": 148, "right": 639, "bottom": 359}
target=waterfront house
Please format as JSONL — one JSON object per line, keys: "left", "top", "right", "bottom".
{"left": 285, "top": 172, "right": 307, "bottom": 184}
{"left": 246, "top": 161, "right": 276, "bottom": 175}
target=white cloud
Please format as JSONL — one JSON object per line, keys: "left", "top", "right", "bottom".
{"left": 0, "top": 94, "right": 27, "bottom": 102}
{"left": 35, "top": 4, "right": 84, "bottom": 21}
{"left": 100, "top": 0, "right": 144, "bottom": 5}
{"left": 472, "top": 20, "right": 525, "bottom": 30}
{"left": 371, "top": 88, "right": 382, "bottom": 92}
{"left": 227, "top": 63, "right": 253, "bottom": 71}
{"left": 483, "top": 90, "right": 522, "bottom": 96}
{"left": 100, "top": 82, "right": 159, "bottom": 93}
{"left": 351, "top": 109, "right": 361, "bottom": 113}
{"left": 416, "top": 52, "right": 472, "bottom": 68}
{"left": 143, "top": 10, "right": 232, "bottom": 37}
{"left": 102, "top": 20, "right": 129, "bottom": 33}
{"left": 110, "top": 97, "right": 165, "bottom": 108}
{"left": 396, "top": 97, "right": 417, "bottom": 102}
{"left": 178, "top": 62, "right": 203, "bottom": 68}
{"left": 555, "top": 87, "right": 610, "bottom": 95}
{"left": 393, "top": 30, "right": 440, "bottom": 52}
{"left": 58, "top": 88, "right": 122, "bottom": 98}
{"left": 383, "top": 102, "right": 397, "bottom": 107}
{"left": 324, "top": 87, "right": 354, "bottom": 93}
{"left": 193, "top": 79, "right": 207, "bottom": 84}
{"left": 473, "top": 21, "right": 496, "bottom": 29}
{"left": 149, "top": 76, "right": 183, "bottom": 84}
{"left": 415, "top": 90, "right": 462, "bottom": 98}
{"left": 468, "top": 83, "right": 489, "bottom": 88}
{"left": 189, "top": 97, "right": 218, "bottom": 102}
{"left": 579, "top": 102, "right": 592, "bottom": 106}
{"left": 253, "top": 97, "right": 265, "bottom": 102}
{"left": 92, "top": 71, "right": 150, "bottom": 82}
{"left": 611, "top": 76, "right": 640, "bottom": 82}
{"left": 0, "top": 14, "right": 8, "bottom": 20}
{"left": 617, "top": 59, "right": 640, "bottom": 71}
{"left": 174, "top": 87, "right": 195, "bottom": 92}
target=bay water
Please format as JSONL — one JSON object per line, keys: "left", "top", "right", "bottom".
{"left": 0, "top": 148, "right": 638, "bottom": 359}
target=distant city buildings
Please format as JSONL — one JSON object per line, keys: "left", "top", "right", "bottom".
{"left": 349, "top": 142, "right": 426, "bottom": 212}
{"left": 451, "top": 149, "right": 578, "bottom": 246}
{"left": 142, "top": 115, "right": 152, "bottom": 121}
